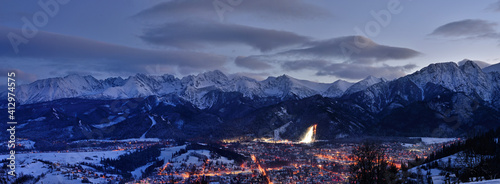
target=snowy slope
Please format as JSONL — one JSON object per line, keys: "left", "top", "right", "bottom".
{"left": 140, "top": 115, "right": 157, "bottom": 139}
{"left": 464, "top": 179, "right": 500, "bottom": 183}
{"left": 323, "top": 80, "right": 353, "bottom": 97}
{"left": 344, "top": 75, "right": 386, "bottom": 95}
{"left": 483, "top": 62, "right": 500, "bottom": 73}
{"left": 260, "top": 75, "right": 332, "bottom": 98}
{"left": 407, "top": 61, "right": 494, "bottom": 101}
{"left": 16, "top": 75, "right": 105, "bottom": 104}
{"left": 348, "top": 60, "right": 500, "bottom": 113}
{"left": 0, "top": 150, "right": 130, "bottom": 183}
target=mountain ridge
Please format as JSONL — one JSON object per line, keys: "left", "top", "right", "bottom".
{"left": 8, "top": 60, "right": 500, "bottom": 110}
{"left": 2, "top": 60, "right": 500, "bottom": 141}
{"left": 10, "top": 70, "right": 358, "bottom": 107}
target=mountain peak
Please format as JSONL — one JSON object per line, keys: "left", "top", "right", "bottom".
{"left": 344, "top": 76, "right": 385, "bottom": 95}
{"left": 362, "top": 75, "right": 386, "bottom": 83}
{"left": 460, "top": 59, "right": 480, "bottom": 68}
{"left": 323, "top": 79, "right": 353, "bottom": 97}
{"left": 265, "top": 74, "right": 294, "bottom": 84}
{"left": 359, "top": 75, "right": 386, "bottom": 85}
{"left": 62, "top": 74, "right": 97, "bottom": 81}
{"left": 459, "top": 60, "right": 483, "bottom": 75}
{"left": 459, "top": 59, "right": 473, "bottom": 63}
{"left": 277, "top": 74, "right": 292, "bottom": 79}
{"left": 132, "top": 73, "right": 149, "bottom": 79}
{"left": 198, "top": 70, "right": 228, "bottom": 80}
{"left": 63, "top": 74, "right": 83, "bottom": 78}
{"left": 265, "top": 74, "right": 298, "bottom": 85}
{"left": 417, "top": 62, "right": 459, "bottom": 74}
{"left": 204, "top": 69, "right": 225, "bottom": 76}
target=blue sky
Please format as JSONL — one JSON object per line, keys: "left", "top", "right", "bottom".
{"left": 1, "top": 0, "right": 500, "bottom": 84}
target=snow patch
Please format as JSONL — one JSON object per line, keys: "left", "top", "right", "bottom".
{"left": 140, "top": 116, "right": 157, "bottom": 139}
{"left": 411, "top": 137, "right": 458, "bottom": 144}
{"left": 92, "top": 116, "right": 126, "bottom": 128}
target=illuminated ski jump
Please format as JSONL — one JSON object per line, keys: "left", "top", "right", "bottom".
{"left": 299, "top": 124, "right": 317, "bottom": 144}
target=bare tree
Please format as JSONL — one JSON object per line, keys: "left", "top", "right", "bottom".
{"left": 456, "top": 149, "right": 487, "bottom": 182}
{"left": 349, "top": 142, "right": 398, "bottom": 184}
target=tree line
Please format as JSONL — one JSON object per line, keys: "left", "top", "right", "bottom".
{"left": 422, "top": 127, "right": 500, "bottom": 182}
{"left": 100, "top": 145, "right": 162, "bottom": 178}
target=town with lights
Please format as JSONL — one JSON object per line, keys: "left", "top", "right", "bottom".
{"left": 0, "top": 123, "right": 488, "bottom": 184}
{"left": 130, "top": 125, "right": 459, "bottom": 184}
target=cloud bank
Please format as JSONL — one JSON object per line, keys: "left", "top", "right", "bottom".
{"left": 0, "top": 26, "right": 227, "bottom": 76}
{"left": 281, "top": 36, "right": 420, "bottom": 64}
{"left": 430, "top": 19, "right": 499, "bottom": 38}
{"left": 234, "top": 36, "right": 420, "bottom": 80}
{"left": 134, "top": 0, "right": 330, "bottom": 21}
{"left": 139, "top": 20, "right": 310, "bottom": 52}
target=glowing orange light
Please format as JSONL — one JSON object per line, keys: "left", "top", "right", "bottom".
{"left": 300, "top": 124, "right": 317, "bottom": 143}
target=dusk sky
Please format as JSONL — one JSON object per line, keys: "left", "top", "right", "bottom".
{"left": 1, "top": 0, "right": 500, "bottom": 84}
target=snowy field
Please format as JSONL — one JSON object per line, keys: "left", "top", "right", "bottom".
{"left": 130, "top": 145, "right": 236, "bottom": 180}
{"left": 411, "top": 137, "right": 458, "bottom": 144}
{"left": 169, "top": 149, "right": 234, "bottom": 168}
{"left": 158, "top": 145, "right": 187, "bottom": 162}
{"left": 71, "top": 138, "right": 162, "bottom": 143}
{"left": 130, "top": 145, "right": 187, "bottom": 179}
{"left": 12, "top": 150, "right": 130, "bottom": 166}
{"left": 0, "top": 150, "right": 131, "bottom": 183}
{"left": 407, "top": 152, "right": 497, "bottom": 184}
{"left": 402, "top": 137, "right": 457, "bottom": 148}
{"left": 1, "top": 144, "right": 233, "bottom": 182}
{"left": 464, "top": 179, "right": 500, "bottom": 183}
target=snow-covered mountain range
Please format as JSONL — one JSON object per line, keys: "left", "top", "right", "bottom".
{"left": 347, "top": 60, "right": 500, "bottom": 113}
{"left": 2, "top": 60, "right": 500, "bottom": 141}
{"left": 12, "top": 70, "right": 361, "bottom": 108}
{"left": 9, "top": 60, "right": 500, "bottom": 110}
